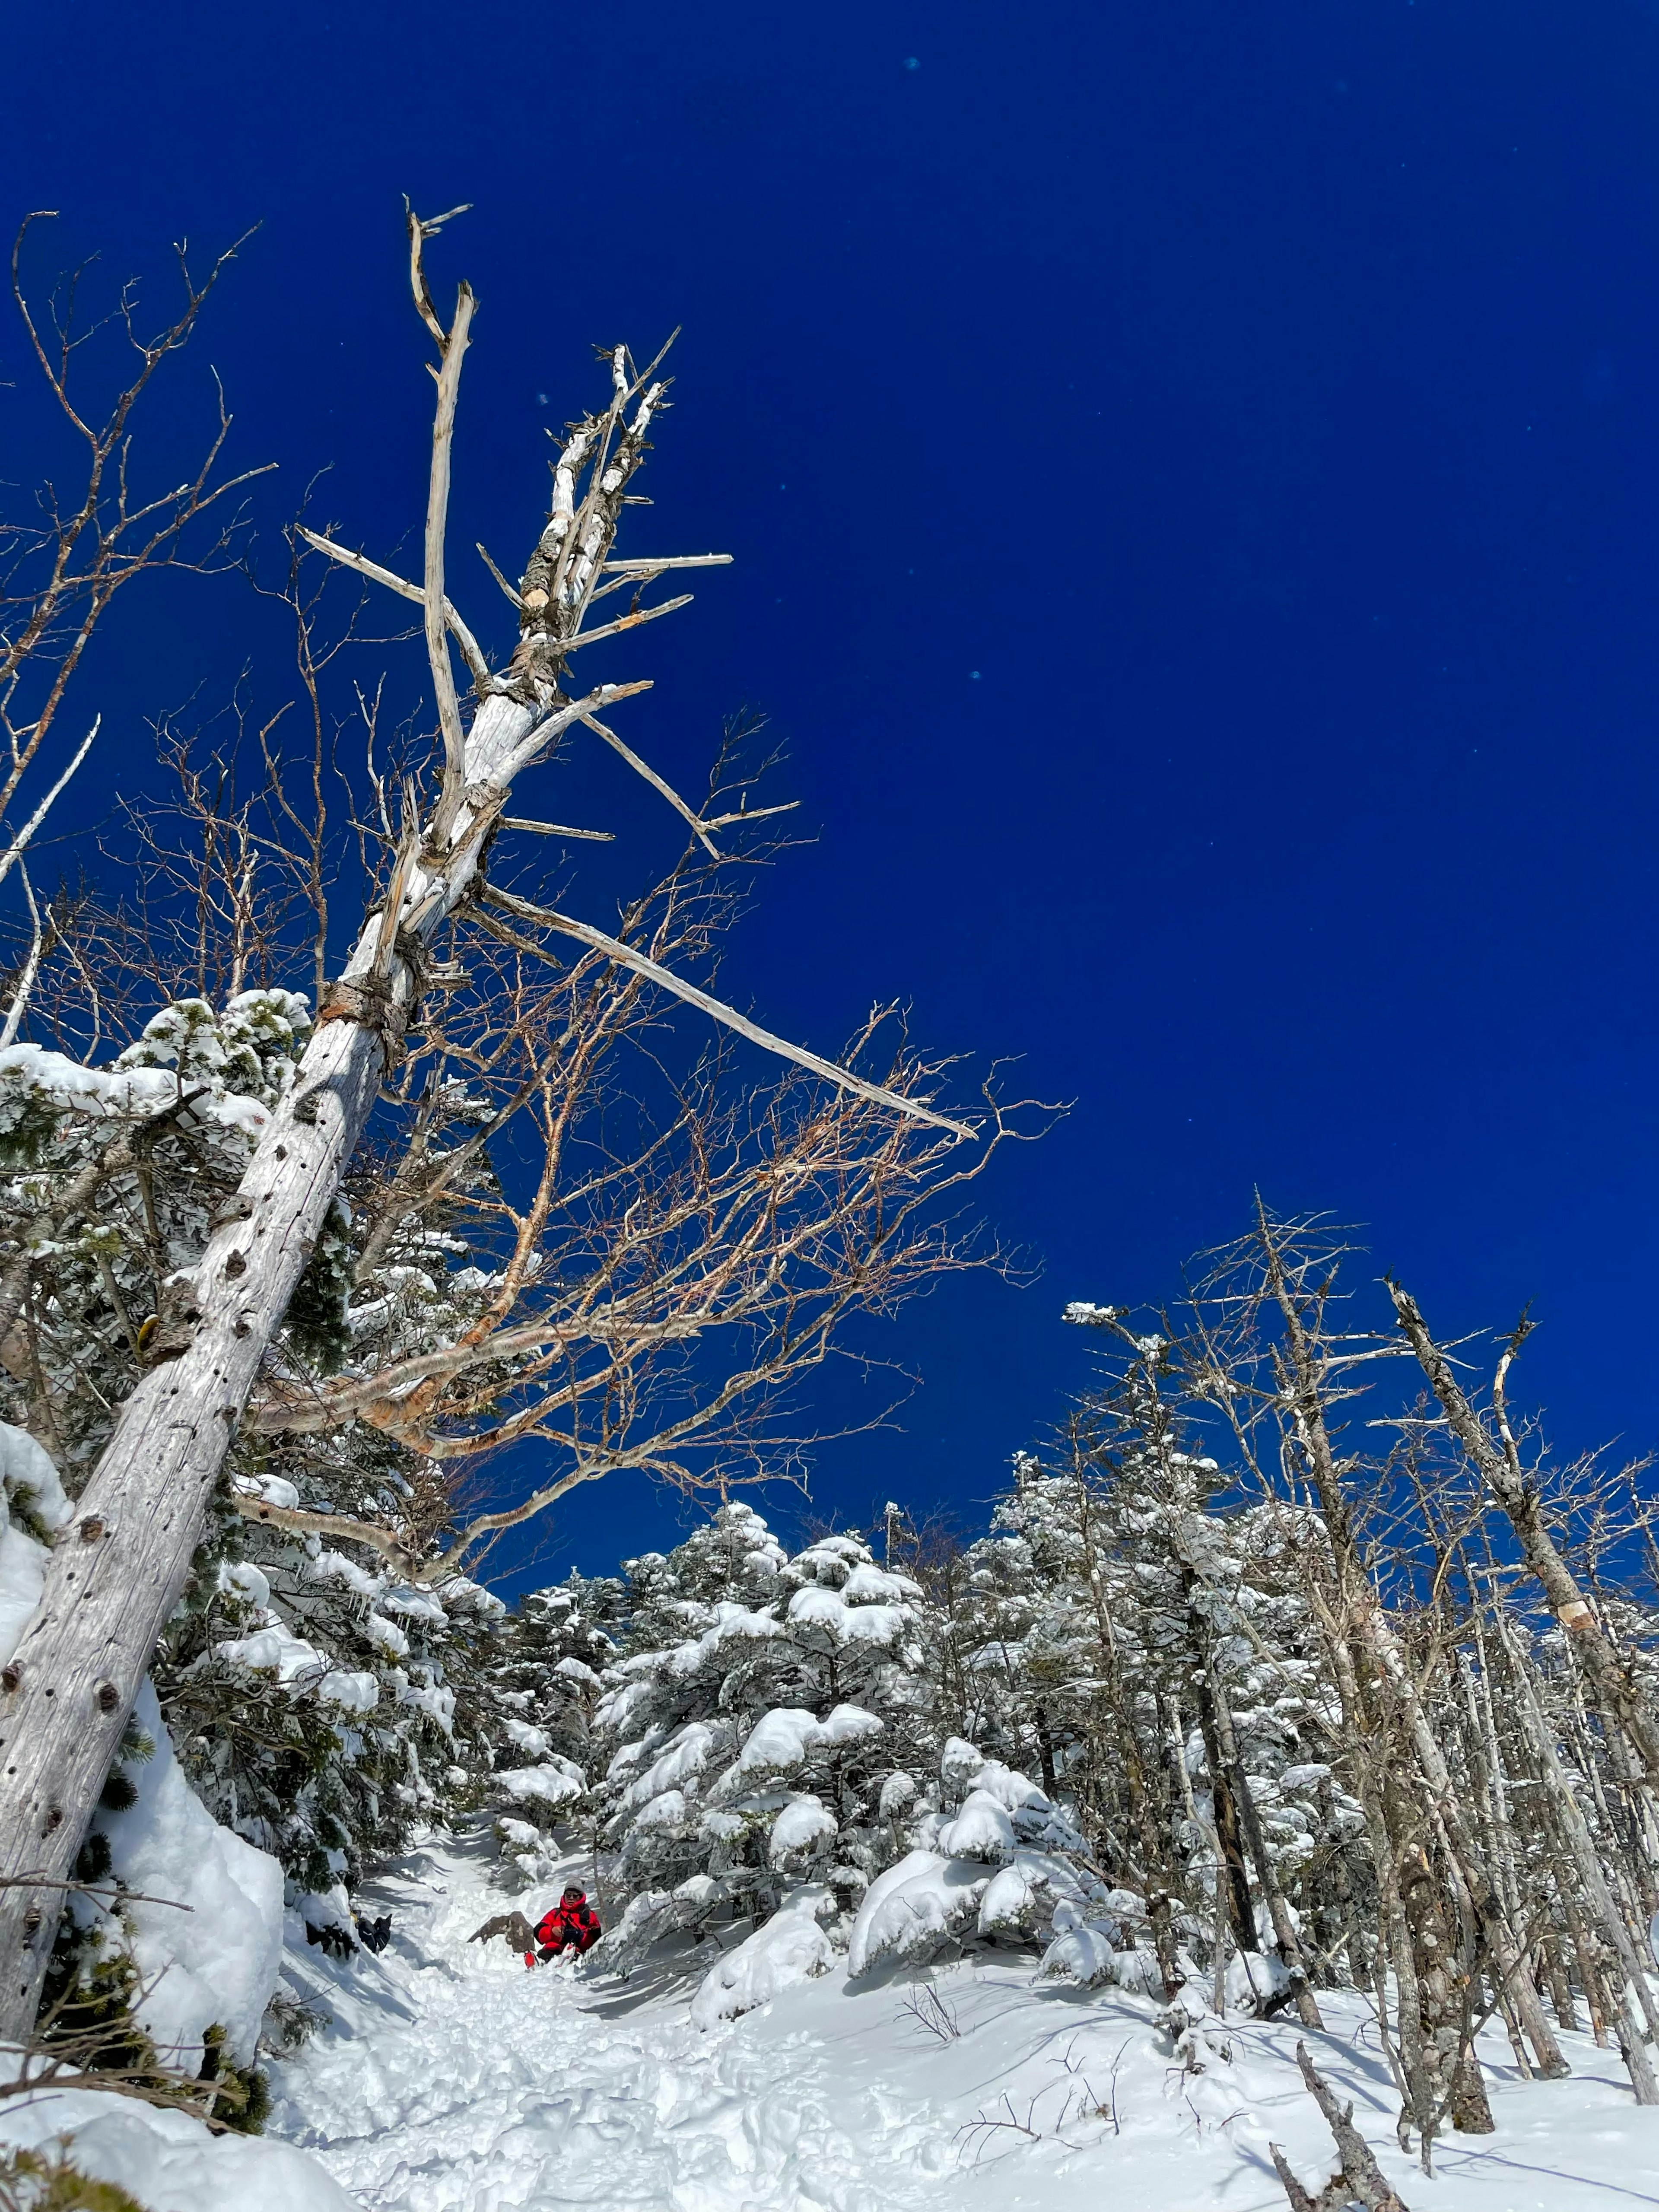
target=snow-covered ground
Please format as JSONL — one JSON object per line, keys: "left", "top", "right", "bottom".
{"left": 259, "top": 1829, "right": 1659, "bottom": 2212}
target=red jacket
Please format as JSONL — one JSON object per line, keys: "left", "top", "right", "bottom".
{"left": 535, "top": 1895, "right": 601, "bottom": 1955}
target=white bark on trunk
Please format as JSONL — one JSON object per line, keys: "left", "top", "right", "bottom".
{"left": 0, "top": 686, "right": 543, "bottom": 2034}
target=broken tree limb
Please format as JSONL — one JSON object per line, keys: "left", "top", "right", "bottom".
{"left": 230, "top": 1484, "right": 420, "bottom": 1572}
{"left": 698, "top": 799, "right": 800, "bottom": 830}
{"left": 557, "top": 591, "right": 693, "bottom": 653}
{"left": 475, "top": 540, "right": 522, "bottom": 607}
{"left": 1268, "top": 2142, "right": 1350, "bottom": 2212}
{"left": 1284, "top": 2042, "right": 1413, "bottom": 2212}
{"left": 499, "top": 816, "right": 615, "bottom": 842}
{"left": 470, "top": 1911, "right": 537, "bottom": 1954}
{"left": 405, "top": 199, "right": 472, "bottom": 349}
{"left": 476, "top": 887, "right": 973, "bottom": 1138}
{"left": 420, "top": 263, "right": 475, "bottom": 822}
{"left": 296, "top": 528, "right": 491, "bottom": 691}
{"left": 601, "top": 553, "right": 732, "bottom": 572}
{"left": 579, "top": 710, "right": 720, "bottom": 857}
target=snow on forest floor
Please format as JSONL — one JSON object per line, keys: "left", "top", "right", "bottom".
{"left": 263, "top": 1827, "right": 1659, "bottom": 2212}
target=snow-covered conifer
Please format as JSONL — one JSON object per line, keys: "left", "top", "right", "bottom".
{"left": 593, "top": 1506, "right": 937, "bottom": 1969}
{"left": 844, "top": 1732, "right": 1116, "bottom": 1983}
{"left": 486, "top": 1573, "right": 627, "bottom": 1879}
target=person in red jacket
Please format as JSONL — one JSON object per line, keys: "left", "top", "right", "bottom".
{"left": 523, "top": 1886, "right": 602, "bottom": 1968}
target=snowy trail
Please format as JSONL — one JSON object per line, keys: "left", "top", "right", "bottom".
{"left": 273, "top": 1951, "right": 941, "bottom": 2211}
{"left": 268, "top": 1834, "right": 1659, "bottom": 2212}
{"left": 268, "top": 1837, "right": 946, "bottom": 2212}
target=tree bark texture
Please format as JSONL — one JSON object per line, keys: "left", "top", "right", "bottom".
{"left": 1283, "top": 2041, "right": 1414, "bottom": 2212}
{"left": 0, "top": 685, "right": 547, "bottom": 2035}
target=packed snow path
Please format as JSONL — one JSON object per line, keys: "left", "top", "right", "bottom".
{"left": 268, "top": 1836, "right": 947, "bottom": 2212}
{"left": 269, "top": 1834, "right": 1659, "bottom": 2212}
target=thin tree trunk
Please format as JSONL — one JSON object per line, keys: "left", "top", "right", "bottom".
{"left": 1391, "top": 1286, "right": 1659, "bottom": 1786}
{"left": 1255, "top": 1222, "right": 1556, "bottom": 2069}
{"left": 1208, "top": 1665, "right": 1324, "bottom": 2028}
{"left": 1560, "top": 1890, "right": 1610, "bottom": 2045}
{"left": 1539, "top": 1930, "right": 1580, "bottom": 2035}
{"left": 1192, "top": 1625, "right": 1259, "bottom": 1959}
{"left": 1494, "top": 1615, "right": 1659, "bottom": 2101}
{"left": 1452, "top": 1663, "right": 1532, "bottom": 2075}
{"left": 1605, "top": 1721, "right": 1659, "bottom": 1921}
{"left": 1465, "top": 1630, "right": 1525, "bottom": 1931}
{"left": 1370, "top": 1768, "right": 1436, "bottom": 2150}
{"left": 1033, "top": 1701, "right": 1058, "bottom": 1796}
{"left": 1168, "top": 1694, "right": 1230, "bottom": 2015}
{"left": 1398, "top": 1838, "right": 1494, "bottom": 2139}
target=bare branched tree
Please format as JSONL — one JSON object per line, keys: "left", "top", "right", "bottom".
{"left": 1, "top": 213, "right": 271, "bottom": 867}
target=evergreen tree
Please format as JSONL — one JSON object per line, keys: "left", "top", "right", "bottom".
{"left": 592, "top": 1505, "right": 937, "bottom": 1967}
{"left": 486, "top": 1572, "right": 627, "bottom": 1882}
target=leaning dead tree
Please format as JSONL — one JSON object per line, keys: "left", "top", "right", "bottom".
{"left": 0, "top": 208, "right": 982, "bottom": 2036}
{"left": 1271, "top": 2043, "right": 1412, "bottom": 2212}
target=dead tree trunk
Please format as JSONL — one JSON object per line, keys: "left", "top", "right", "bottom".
{"left": 1271, "top": 2042, "right": 1413, "bottom": 2212}
{"left": 1397, "top": 1838, "right": 1494, "bottom": 2137}
{"left": 0, "top": 987, "right": 387, "bottom": 2030}
{"left": 1493, "top": 1609, "right": 1659, "bottom": 2102}
{"left": 1208, "top": 1662, "right": 1325, "bottom": 2028}
{"left": 1391, "top": 1285, "right": 1659, "bottom": 1786}
{"left": 1195, "top": 1675, "right": 1259, "bottom": 1958}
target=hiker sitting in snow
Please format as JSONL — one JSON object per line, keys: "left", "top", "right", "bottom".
{"left": 524, "top": 1887, "right": 601, "bottom": 1967}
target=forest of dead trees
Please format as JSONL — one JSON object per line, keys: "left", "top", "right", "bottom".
{"left": 492, "top": 1202, "right": 1659, "bottom": 2190}
{"left": 0, "top": 209, "right": 1656, "bottom": 2209}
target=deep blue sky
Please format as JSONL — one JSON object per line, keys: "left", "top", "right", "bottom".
{"left": 6, "top": 1, "right": 1658, "bottom": 1586}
